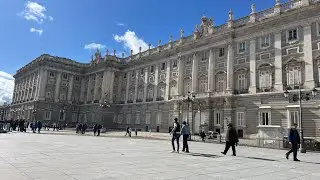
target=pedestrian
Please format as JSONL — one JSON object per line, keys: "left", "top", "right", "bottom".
{"left": 82, "top": 123, "right": 87, "bottom": 134}
{"left": 170, "top": 118, "right": 181, "bottom": 153}
{"left": 97, "top": 124, "right": 102, "bottom": 136}
{"left": 135, "top": 128, "right": 138, "bottom": 136}
{"left": 221, "top": 123, "right": 238, "bottom": 156}
{"left": 180, "top": 121, "right": 190, "bottom": 153}
{"left": 200, "top": 130, "right": 206, "bottom": 142}
{"left": 37, "top": 121, "right": 42, "bottom": 133}
{"left": 125, "top": 126, "right": 130, "bottom": 136}
{"left": 93, "top": 124, "right": 98, "bottom": 136}
{"left": 286, "top": 123, "right": 300, "bottom": 161}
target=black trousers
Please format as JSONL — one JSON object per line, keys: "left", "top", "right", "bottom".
{"left": 171, "top": 133, "right": 180, "bottom": 151}
{"left": 182, "top": 134, "right": 189, "bottom": 152}
{"left": 287, "top": 143, "right": 298, "bottom": 160}
{"left": 223, "top": 141, "right": 236, "bottom": 155}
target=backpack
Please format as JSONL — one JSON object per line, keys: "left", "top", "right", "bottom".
{"left": 174, "top": 122, "right": 180, "bottom": 132}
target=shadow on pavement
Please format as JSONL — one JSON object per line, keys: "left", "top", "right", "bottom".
{"left": 299, "top": 161, "right": 320, "bottom": 165}
{"left": 236, "top": 156, "right": 278, "bottom": 161}
{"left": 180, "top": 152, "right": 222, "bottom": 159}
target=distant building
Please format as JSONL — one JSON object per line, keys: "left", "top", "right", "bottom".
{"left": 3, "top": 1, "right": 320, "bottom": 140}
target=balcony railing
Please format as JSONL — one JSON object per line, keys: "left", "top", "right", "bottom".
{"left": 234, "top": 89, "right": 249, "bottom": 94}
{"left": 146, "top": 98, "right": 153, "bottom": 102}
{"left": 127, "top": 100, "right": 133, "bottom": 104}
{"left": 156, "top": 97, "right": 164, "bottom": 101}
{"left": 257, "top": 87, "right": 273, "bottom": 93}
{"left": 136, "top": 99, "right": 143, "bottom": 103}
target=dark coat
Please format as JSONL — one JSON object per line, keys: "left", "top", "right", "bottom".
{"left": 288, "top": 128, "right": 300, "bottom": 144}
{"left": 226, "top": 126, "right": 239, "bottom": 144}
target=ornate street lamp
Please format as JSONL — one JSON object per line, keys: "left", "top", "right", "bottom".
{"left": 182, "top": 91, "right": 196, "bottom": 138}
{"left": 32, "top": 101, "right": 37, "bottom": 121}
{"left": 284, "top": 86, "right": 318, "bottom": 153}
{"left": 100, "top": 93, "right": 111, "bottom": 108}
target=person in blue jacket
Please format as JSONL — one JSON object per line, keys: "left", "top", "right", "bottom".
{"left": 286, "top": 123, "right": 300, "bottom": 161}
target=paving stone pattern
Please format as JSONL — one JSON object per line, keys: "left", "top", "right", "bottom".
{"left": 0, "top": 132, "right": 320, "bottom": 180}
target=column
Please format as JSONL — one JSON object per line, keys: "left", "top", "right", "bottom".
{"left": 249, "top": 39, "right": 257, "bottom": 93}
{"left": 86, "top": 75, "right": 91, "bottom": 103}
{"left": 165, "top": 60, "right": 171, "bottom": 100}
{"left": 101, "top": 70, "right": 108, "bottom": 101}
{"left": 133, "top": 70, "right": 138, "bottom": 103}
{"left": 303, "top": 25, "right": 315, "bottom": 89}
{"left": 117, "top": 74, "right": 122, "bottom": 103}
{"left": 143, "top": 69, "right": 148, "bottom": 102}
{"left": 192, "top": 52, "right": 199, "bottom": 93}
{"left": 67, "top": 74, "right": 74, "bottom": 103}
{"left": 109, "top": 71, "right": 115, "bottom": 103}
{"left": 226, "top": 44, "right": 234, "bottom": 93}
{"left": 153, "top": 64, "right": 159, "bottom": 101}
{"left": 38, "top": 68, "right": 47, "bottom": 100}
{"left": 177, "top": 56, "right": 185, "bottom": 95}
{"left": 274, "top": 32, "right": 283, "bottom": 91}
{"left": 93, "top": 73, "right": 99, "bottom": 102}
{"left": 79, "top": 76, "right": 86, "bottom": 102}
{"left": 54, "top": 72, "right": 61, "bottom": 102}
{"left": 125, "top": 71, "right": 130, "bottom": 104}
{"left": 207, "top": 48, "right": 216, "bottom": 92}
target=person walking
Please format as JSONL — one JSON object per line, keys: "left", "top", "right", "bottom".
{"left": 180, "top": 121, "right": 190, "bottom": 153}
{"left": 286, "top": 123, "right": 301, "bottom": 161}
{"left": 200, "top": 130, "right": 206, "bottom": 142}
{"left": 82, "top": 123, "right": 87, "bottom": 134}
{"left": 97, "top": 124, "right": 102, "bottom": 136}
{"left": 221, "top": 123, "right": 238, "bottom": 156}
{"left": 170, "top": 118, "right": 181, "bottom": 153}
{"left": 37, "top": 121, "right": 42, "bottom": 133}
{"left": 93, "top": 124, "right": 98, "bottom": 136}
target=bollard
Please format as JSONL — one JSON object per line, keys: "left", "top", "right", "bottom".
{"left": 217, "top": 134, "right": 221, "bottom": 143}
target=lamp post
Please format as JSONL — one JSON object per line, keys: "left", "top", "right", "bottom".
{"left": 99, "top": 93, "right": 111, "bottom": 125}
{"left": 32, "top": 101, "right": 37, "bottom": 121}
{"left": 59, "top": 104, "right": 67, "bottom": 123}
{"left": 284, "top": 86, "right": 318, "bottom": 153}
{"left": 183, "top": 91, "right": 196, "bottom": 138}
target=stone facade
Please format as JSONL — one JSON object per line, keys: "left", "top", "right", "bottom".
{"left": 3, "top": 0, "right": 320, "bottom": 139}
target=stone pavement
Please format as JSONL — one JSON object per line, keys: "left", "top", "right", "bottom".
{"left": 1, "top": 133, "right": 320, "bottom": 180}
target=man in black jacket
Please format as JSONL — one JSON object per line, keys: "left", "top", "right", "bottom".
{"left": 221, "top": 123, "right": 239, "bottom": 156}
{"left": 286, "top": 123, "right": 300, "bottom": 161}
{"left": 170, "top": 118, "right": 181, "bottom": 153}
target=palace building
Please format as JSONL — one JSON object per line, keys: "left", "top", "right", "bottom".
{"left": 3, "top": 0, "right": 320, "bottom": 141}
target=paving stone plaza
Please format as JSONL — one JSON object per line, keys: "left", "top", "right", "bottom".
{"left": 1, "top": 132, "right": 320, "bottom": 180}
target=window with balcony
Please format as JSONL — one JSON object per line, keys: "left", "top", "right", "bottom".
{"left": 237, "top": 112, "right": 245, "bottom": 127}
{"left": 259, "top": 111, "right": 271, "bottom": 126}
{"left": 159, "top": 86, "right": 165, "bottom": 98}
{"left": 261, "top": 35, "right": 270, "bottom": 48}
{"left": 238, "top": 42, "right": 246, "bottom": 53}
{"left": 49, "top": 72, "right": 55, "bottom": 77}
{"left": 147, "top": 88, "right": 153, "bottom": 100}
{"left": 259, "top": 70, "right": 272, "bottom": 89}
{"left": 287, "top": 66, "right": 301, "bottom": 86}
{"left": 216, "top": 74, "right": 226, "bottom": 92}
{"left": 75, "top": 76, "right": 80, "bottom": 81}
{"left": 199, "top": 80, "right": 207, "bottom": 93}
{"left": 215, "top": 111, "right": 221, "bottom": 125}
{"left": 287, "top": 29, "right": 298, "bottom": 42}
{"left": 63, "top": 74, "right": 68, "bottom": 80}
{"left": 237, "top": 74, "right": 246, "bottom": 90}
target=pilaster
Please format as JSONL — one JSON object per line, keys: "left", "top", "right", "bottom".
{"left": 125, "top": 71, "right": 131, "bottom": 104}
{"left": 109, "top": 71, "right": 115, "bottom": 103}
{"left": 249, "top": 39, "right": 257, "bottom": 93}
{"left": 274, "top": 32, "right": 284, "bottom": 91}
{"left": 117, "top": 74, "right": 122, "bottom": 103}
{"left": 177, "top": 56, "right": 184, "bottom": 95}
{"left": 79, "top": 76, "right": 86, "bottom": 102}
{"left": 54, "top": 72, "right": 61, "bottom": 102}
{"left": 133, "top": 70, "right": 138, "bottom": 103}
{"left": 165, "top": 60, "right": 171, "bottom": 100}
{"left": 153, "top": 64, "right": 159, "bottom": 101}
{"left": 207, "top": 48, "right": 216, "bottom": 92}
{"left": 67, "top": 74, "right": 74, "bottom": 103}
{"left": 86, "top": 75, "right": 91, "bottom": 103}
{"left": 101, "top": 70, "right": 108, "bottom": 100}
{"left": 303, "top": 25, "right": 315, "bottom": 89}
{"left": 226, "top": 44, "right": 234, "bottom": 93}
{"left": 191, "top": 52, "right": 199, "bottom": 93}
{"left": 143, "top": 69, "right": 148, "bottom": 102}
{"left": 38, "top": 67, "right": 47, "bottom": 100}
{"left": 93, "top": 73, "right": 99, "bottom": 101}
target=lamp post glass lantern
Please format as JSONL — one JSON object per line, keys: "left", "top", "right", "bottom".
{"left": 284, "top": 86, "right": 318, "bottom": 153}
{"left": 182, "top": 91, "right": 196, "bottom": 139}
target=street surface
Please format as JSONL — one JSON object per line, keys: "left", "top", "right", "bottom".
{"left": 0, "top": 132, "right": 320, "bottom": 180}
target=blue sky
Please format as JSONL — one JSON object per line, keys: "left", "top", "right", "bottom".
{"left": 0, "top": 0, "right": 279, "bottom": 104}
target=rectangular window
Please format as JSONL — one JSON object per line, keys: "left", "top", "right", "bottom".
{"left": 261, "top": 35, "right": 270, "bottom": 48}
{"left": 289, "top": 111, "right": 299, "bottom": 127}
{"left": 200, "top": 51, "right": 209, "bottom": 61}
{"left": 75, "top": 76, "right": 80, "bottom": 81}
{"left": 287, "top": 66, "right": 301, "bottom": 86}
{"left": 172, "top": 60, "right": 178, "bottom": 68}
{"left": 161, "top": 63, "right": 166, "bottom": 70}
{"left": 288, "top": 29, "right": 298, "bottom": 41}
{"left": 124, "top": 73, "right": 127, "bottom": 79}
{"left": 199, "top": 80, "right": 207, "bottom": 93}
{"left": 49, "top": 72, "right": 55, "bottom": 77}
{"left": 217, "top": 76, "right": 225, "bottom": 92}
{"left": 44, "top": 111, "right": 51, "bottom": 120}
{"left": 259, "top": 112, "right": 271, "bottom": 126}
{"left": 219, "top": 48, "right": 225, "bottom": 57}
{"left": 150, "top": 66, "right": 154, "bottom": 73}
{"left": 237, "top": 112, "right": 245, "bottom": 127}
{"left": 140, "top": 68, "right": 144, "bottom": 75}
{"left": 215, "top": 112, "right": 221, "bottom": 125}
{"left": 63, "top": 74, "right": 68, "bottom": 80}
{"left": 237, "top": 74, "right": 246, "bottom": 90}
{"left": 238, "top": 42, "right": 246, "bottom": 53}
{"left": 259, "top": 70, "right": 271, "bottom": 88}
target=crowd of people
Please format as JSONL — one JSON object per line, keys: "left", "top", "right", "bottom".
{"left": 75, "top": 123, "right": 103, "bottom": 136}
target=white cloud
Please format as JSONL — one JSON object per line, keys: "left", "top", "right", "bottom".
{"left": 0, "top": 71, "right": 14, "bottom": 105}
{"left": 84, "top": 43, "right": 106, "bottom": 51}
{"left": 114, "top": 30, "right": 151, "bottom": 55}
{"left": 30, "top": 27, "right": 43, "bottom": 35}
{"left": 18, "top": 1, "right": 53, "bottom": 24}
{"left": 116, "top": 22, "right": 125, "bottom": 26}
